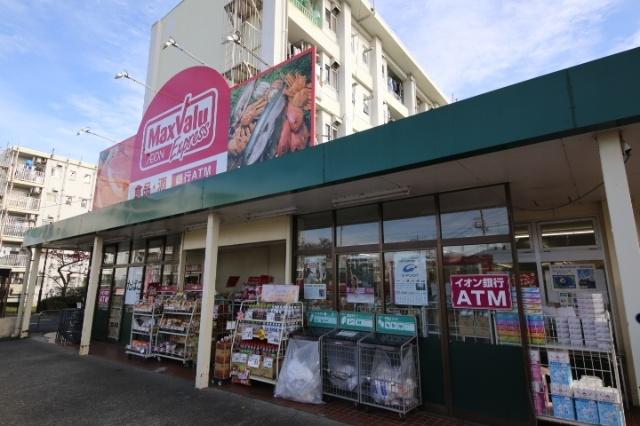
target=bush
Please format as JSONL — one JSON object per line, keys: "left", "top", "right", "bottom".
{"left": 40, "top": 287, "right": 85, "bottom": 311}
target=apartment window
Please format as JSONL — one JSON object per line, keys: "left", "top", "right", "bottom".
{"left": 47, "top": 216, "right": 54, "bottom": 224}
{"left": 362, "top": 47, "right": 370, "bottom": 65}
{"left": 69, "top": 170, "right": 76, "bottom": 181}
{"left": 324, "top": 124, "right": 338, "bottom": 142}
{"left": 325, "top": 8, "right": 338, "bottom": 33}
{"left": 65, "top": 196, "right": 73, "bottom": 205}
{"left": 51, "top": 164, "right": 63, "bottom": 177}
{"left": 46, "top": 192, "right": 57, "bottom": 203}
{"left": 387, "top": 71, "right": 404, "bottom": 102}
{"left": 81, "top": 198, "right": 88, "bottom": 208}
{"left": 84, "top": 173, "right": 92, "bottom": 184}
{"left": 324, "top": 62, "right": 339, "bottom": 91}
{"left": 363, "top": 94, "right": 370, "bottom": 115}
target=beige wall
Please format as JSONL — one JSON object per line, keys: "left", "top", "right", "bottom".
{"left": 0, "top": 316, "right": 16, "bottom": 338}
{"left": 183, "top": 216, "right": 291, "bottom": 249}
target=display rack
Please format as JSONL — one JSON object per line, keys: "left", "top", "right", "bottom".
{"left": 154, "top": 296, "right": 200, "bottom": 365}
{"left": 126, "top": 301, "right": 161, "bottom": 358}
{"left": 230, "top": 300, "right": 303, "bottom": 385}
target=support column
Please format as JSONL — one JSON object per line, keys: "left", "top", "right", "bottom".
{"left": 337, "top": 1, "right": 352, "bottom": 138}
{"left": 195, "top": 212, "right": 220, "bottom": 389}
{"left": 19, "top": 246, "right": 42, "bottom": 338}
{"left": 13, "top": 249, "right": 33, "bottom": 337}
{"left": 285, "top": 215, "right": 293, "bottom": 283}
{"left": 404, "top": 75, "right": 417, "bottom": 115}
{"left": 371, "top": 36, "right": 385, "bottom": 126}
{"left": 79, "top": 236, "right": 103, "bottom": 356}
{"left": 260, "top": 0, "right": 285, "bottom": 67}
{"left": 598, "top": 130, "right": 640, "bottom": 404}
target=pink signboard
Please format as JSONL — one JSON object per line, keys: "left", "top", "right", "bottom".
{"left": 450, "top": 274, "right": 512, "bottom": 310}
{"left": 98, "top": 288, "right": 110, "bottom": 308}
{"left": 128, "top": 66, "right": 230, "bottom": 199}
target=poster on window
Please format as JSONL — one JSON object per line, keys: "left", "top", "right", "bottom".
{"left": 301, "top": 255, "right": 327, "bottom": 300}
{"left": 124, "top": 266, "right": 144, "bottom": 305}
{"left": 551, "top": 264, "right": 596, "bottom": 290}
{"left": 344, "top": 255, "right": 376, "bottom": 305}
{"left": 393, "top": 252, "right": 428, "bottom": 306}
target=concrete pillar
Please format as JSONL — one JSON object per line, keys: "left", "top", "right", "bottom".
{"left": 19, "top": 246, "right": 41, "bottom": 338}
{"left": 371, "top": 36, "right": 385, "bottom": 126}
{"left": 598, "top": 130, "right": 640, "bottom": 404}
{"left": 13, "top": 249, "right": 33, "bottom": 337}
{"left": 285, "top": 215, "right": 293, "bottom": 283}
{"left": 337, "top": 2, "right": 352, "bottom": 138}
{"left": 176, "top": 231, "right": 186, "bottom": 291}
{"left": 79, "top": 236, "right": 103, "bottom": 356}
{"left": 261, "top": 0, "right": 285, "bottom": 67}
{"left": 195, "top": 212, "right": 220, "bottom": 389}
{"left": 404, "top": 75, "right": 417, "bottom": 115}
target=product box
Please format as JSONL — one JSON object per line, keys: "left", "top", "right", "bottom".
{"left": 551, "top": 395, "right": 575, "bottom": 421}
{"left": 596, "top": 387, "right": 622, "bottom": 404}
{"left": 529, "top": 349, "right": 541, "bottom": 363}
{"left": 550, "top": 362, "right": 573, "bottom": 385}
{"left": 548, "top": 350, "right": 570, "bottom": 363}
{"left": 213, "top": 362, "right": 231, "bottom": 379}
{"left": 597, "top": 401, "right": 625, "bottom": 426}
{"left": 550, "top": 383, "right": 573, "bottom": 397}
{"left": 575, "top": 398, "right": 600, "bottom": 424}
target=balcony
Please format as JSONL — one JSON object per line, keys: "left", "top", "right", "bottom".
{"left": 0, "top": 155, "right": 12, "bottom": 168}
{"left": 289, "top": 0, "right": 322, "bottom": 27}
{"left": 0, "top": 253, "right": 28, "bottom": 268}
{"left": 13, "top": 168, "right": 45, "bottom": 185}
{"left": 2, "top": 220, "right": 31, "bottom": 239}
{"left": 6, "top": 196, "right": 40, "bottom": 212}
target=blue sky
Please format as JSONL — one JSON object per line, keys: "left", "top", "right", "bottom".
{"left": 1, "top": 0, "right": 639, "bottom": 164}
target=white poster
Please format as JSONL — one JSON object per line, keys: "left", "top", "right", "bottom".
{"left": 304, "top": 283, "right": 327, "bottom": 300}
{"left": 393, "top": 252, "right": 428, "bottom": 306}
{"left": 124, "top": 266, "right": 144, "bottom": 305}
{"left": 550, "top": 264, "right": 596, "bottom": 290}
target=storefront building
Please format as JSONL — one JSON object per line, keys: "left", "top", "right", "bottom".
{"left": 16, "top": 48, "right": 640, "bottom": 425}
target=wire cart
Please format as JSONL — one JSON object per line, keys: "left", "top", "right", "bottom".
{"left": 322, "top": 312, "right": 374, "bottom": 404}
{"left": 126, "top": 301, "right": 161, "bottom": 358}
{"left": 358, "top": 314, "right": 421, "bottom": 418}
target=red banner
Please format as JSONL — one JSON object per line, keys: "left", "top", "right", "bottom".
{"left": 93, "top": 136, "right": 134, "bottom": 209}
{"left": 450, "top": 274, "right": 512, "bottom": 310}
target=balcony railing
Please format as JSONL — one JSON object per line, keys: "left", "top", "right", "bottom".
{"left": 0, "top": 253, "right": 28, "bottom": 267}
{"left": 6, "top": 196, "right": 40, "bottom": 211}
{"left": 2, "top": 220, "right": 30, "bottom": 238}
{"left": 13, "top": 168, "right": 45, "bottom": 184}
{"left": 290, "top": 0, "right": 322, "bottom": 27}
{"left": 0, "top": 155, "right": 12, "bottom": 168}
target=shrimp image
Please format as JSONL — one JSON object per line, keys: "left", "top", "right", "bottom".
{"left": 276, "top": 73, "right": 312, "bottom": 156}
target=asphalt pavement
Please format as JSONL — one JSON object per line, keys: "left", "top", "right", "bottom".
{"left": 0, "top": 338, "right": 343, "bottom": 426}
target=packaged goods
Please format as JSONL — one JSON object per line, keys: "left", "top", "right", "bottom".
{"left": 549, "top": 362, "right": 573, "bottom": 385}
{"left": 368, "top": 348, "right": 418, "bottom": 408}
{"left": 597, "top": 401, "right": 625, "bottom": 426}
{"left": 551, "top": 395, "right": 575, "bottom": 420}
{"left": 575, "top": 398, "right": 599, "bottom": 424}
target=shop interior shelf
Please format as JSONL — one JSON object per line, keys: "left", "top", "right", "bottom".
{"left": 163, "top": 311, "right": 196, "bottom": 315}
{"left": 133, "top": 312, "right": 155, "bottom": 316}
{"left": 158, "top": 330, "right": 190, "bottom": 336}
{"left": 249, "top": 375, "right": 276, "bottom": 385}
{"left": 529, "top": 343, "right": 612, "bottom": 355}
{"left": 537, "top": 415, "right": 588, "bottom": 426}
{"left": 131, "top": 329, "right": 152, "bottom": 335}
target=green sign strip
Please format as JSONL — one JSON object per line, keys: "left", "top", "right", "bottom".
{"left": 308, "top": 310, "right": 338, "bottom": 328}
{"left": 375, "top": 314, "right": 417, "bottom": 336}
{"left": 339, "top": 312, "right": 374, "bottom": 332}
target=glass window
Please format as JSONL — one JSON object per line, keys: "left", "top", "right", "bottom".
{"left": 515, "top": 224, "right": 531, "bottom": 250}
{"left": 98, "top": 269, "right": 113, "bottom": 309}
{"left": 102, "top": 246, "right": 115, "bottom": 266}
{"left": 115, "top": 242, "right": 130, "bottom": 265}
{"left": 296, "top": 255, "right": 334, "bottom": 311}
{"left": 384, "top": 250, "right": 438, "bottom": 336}
{"left": 146, "top": 239, "right": 164, "bottom": 263}
{"left": 440, "top": 186, "right": 509, "bottom": 239}
{"left": 163, "top": 235, "right": 180, "bottom": 263}
{"left": 131, "top": 241, "right": 145, "bottom": 264}
{"left": 338, "top": 253, "right": 382, "bottom": 312}
{"left": 161, "top": 263, "right": 178, "bottom": 287}
{"left": 143, "top": 263, "right": 162, "bottom": 296}
{"left": 540, "top": 220, "right": 597, "bottom": 248}
{"left": 297, "top": 212, "right": 332, "bottom": 250}
{"left": 113, "top": 267, "right": 127, "bottom": 295}
{"left": 443, "top": 243, "right": 516, "bottom": 345}
{"left": 383, "top": 196, "right": 436, "bottom": 243}
{"left": 336, "top": 205, "right": 379, "bottom": 247}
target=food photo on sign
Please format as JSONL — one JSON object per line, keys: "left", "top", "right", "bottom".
{"left": 227, "top": 48, "right": 316, "bottom": 170}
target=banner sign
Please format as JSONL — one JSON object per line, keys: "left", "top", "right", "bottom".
{"left": 308, "top": 310, "right": 338, "bottom": 328}
{"left": 339, "top": 312, "right": 374, "bottom": 332}
{"left": 375, "top": 314, "right": 417, "bottom": 336}
{"left": 128, "top": 66, "right": 230, "bottom": 199}
{"left": 260, "top": 284, "right": 299, "bottom": 303}
{"left": 450, "top": 274, "right": 513, "bottom": 310}
{"left": 93, "top": 136, "right": 134, "bottom": 209}
{"left": 392, "top": 251, "right": 428, "bottom": 306}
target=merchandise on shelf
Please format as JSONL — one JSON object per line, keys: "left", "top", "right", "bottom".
{"left": 132, "top": 316, "right": 155, "bottom": 333}
{"left": 128, "top": 339, "right": 152, "bottom": 354}
{"left": 214, "top": 335, "right": 233, "bottom": 381}
{"left": 551, "top": 394, "right": 575, "bottom": 421}
{"left": 598, "top": 401, "right": 625, "bottom": 426}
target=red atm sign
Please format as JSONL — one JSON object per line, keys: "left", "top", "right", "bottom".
{"left": 450, "top": 274, "right": 512, "bottom": 310}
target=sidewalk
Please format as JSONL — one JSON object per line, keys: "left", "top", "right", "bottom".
{"left": 0, "top": 338, "right": 341, "bottom": 426}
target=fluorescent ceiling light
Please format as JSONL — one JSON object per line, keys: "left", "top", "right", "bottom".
{"left": 139, "top": 229, "right": 169, "bottom": 239}
{"left": 332, "top": 187, "right": 410, "bottom": 208}
{"left": 541, "top": 230, "right": 594, "bottom": 237}
{"left": 247, "top": 207, "right": 297, "bottom": 220}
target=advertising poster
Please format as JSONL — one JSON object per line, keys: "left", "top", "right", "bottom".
{"left": 128, "top": 66, "right": 231, "bottom": 199}
{"left": 344, "top": 255, "right": 376, "bottom": 305}
{"left": 392, "top": 252, "right": 428, "bottom": 306}
{"left": 93, "top": 136, "right": 134, "bottom": 209}
{"left": 98, "top": 288, "right": 111, "bottom": 309}
{"left": 301, "top": 255, "right": 327, "bottom": 300}
{"left": 124, "top": 266, "right": 144, "bottom": 305}
{"left": 227, "top": 48, "right": 316, "bottom": 170}
{"left": 450, "top": 274, "right": 513, "bottom": 310}
{"left": 261, "top": 284, "right": 300, "bottom": 303}
{"left": 551, "top": 264, "right": 596, "bottom": 290}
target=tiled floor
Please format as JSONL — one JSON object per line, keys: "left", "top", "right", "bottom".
{"left": 89, "top": 341, "right": 639, "bottom": 426}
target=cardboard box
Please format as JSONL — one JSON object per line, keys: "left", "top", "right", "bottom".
{"left": 551, "top": 395, "right": 575, "bottom": 420}
{"left": 597, "top": 401, "right": 625, "bottom": 426}
{"left": 550, "top": 383, "right": 572, "bottom": 397}
{"left": 548, "top": 350, "right": 570, "bottom": 363}
{"left": 550, "top": 362, "right": 573, "bottom": 385}
{"left": 575, "top": 398, "right": 599, "bottom": 424}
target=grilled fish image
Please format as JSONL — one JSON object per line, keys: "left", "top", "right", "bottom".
{"left": 244, "top": 89, "right": 286, "bottom": 166}
{"left": 230, "top": 79, "right": 256, "bottom": 129}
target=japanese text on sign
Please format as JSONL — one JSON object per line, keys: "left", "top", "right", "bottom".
{"left": 450, "top": 274, "right": 512, "bottom": 310}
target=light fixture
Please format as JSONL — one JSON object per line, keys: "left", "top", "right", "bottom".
{"left": 162, "top": 35, "right": 208, "bottom": 66}
{"left": 332, "top": 187, "right": 411, "bottom": 208}
{"left": 541, "top": 230, "right": 595, "bottom": 237}
{"left": 114, "top": 69, "right": 157, "bottom": 93}
{"left": 76, "top": 127, "right": 118, "bottom": 144}
{"left": 246, "top": 207, "right": 298, "bottom": 220}
{"left": 223, "top": 31, "right": 269, "bottom": 67}
{"left": 139, "top": 229, "right": 169, "bottom": 239}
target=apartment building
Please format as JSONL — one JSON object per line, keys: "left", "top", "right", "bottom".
{"left": 145, "top": 0, "right": 447, "bottom": 142}
{"left": 0, "top": 146, "right": 97, "bottom": 305}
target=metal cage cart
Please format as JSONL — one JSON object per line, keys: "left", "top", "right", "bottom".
{"left": 322, "top": 312, "right": 374, "bottom": 404}
{"left": 358, "top": 314, "right": 421, "bottom": 418}
{"left": 126, "top": 300, "right": 161, "bottom": 358}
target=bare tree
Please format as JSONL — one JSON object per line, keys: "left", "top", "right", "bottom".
{"left": 46, "top": 250, "right": 90, "bottom": 297}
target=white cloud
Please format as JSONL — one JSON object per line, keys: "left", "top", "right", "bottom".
{"left": 375, "top": 0, "right": 622, "bottom": 100}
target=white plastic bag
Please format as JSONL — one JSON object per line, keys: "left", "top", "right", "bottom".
{"left": 327, "top": 348, "right": 358, "bottom": 391}
{"left": 274, "top": 338, "right": 323, "bottom": 404}
{"left": 369, "top": 347, "right": 418, "bottom": 407}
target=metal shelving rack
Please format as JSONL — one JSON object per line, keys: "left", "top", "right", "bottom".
{"left": 154, "top": 300, "right": 200, "bottom": 365}
{"left": 126, "top": 305, "right": 161, "bottom": 358}
{"left": 230, "top": 300, "right": 304, "bottom": 385}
